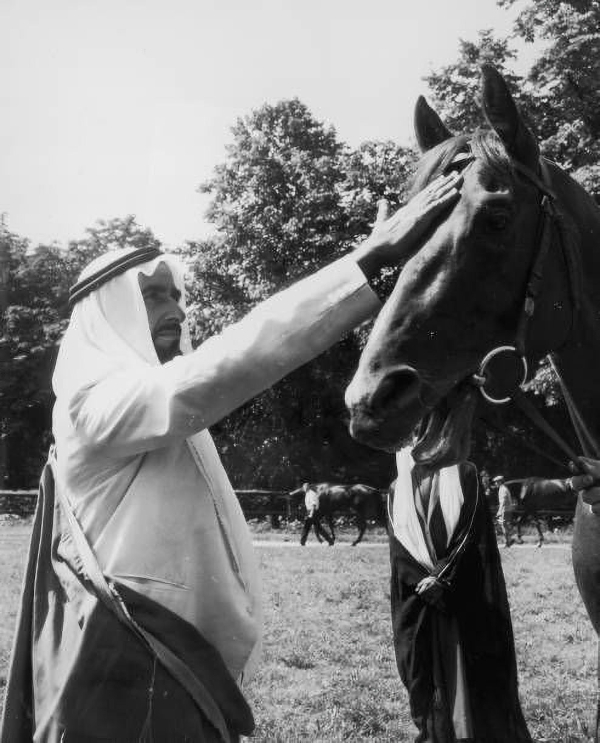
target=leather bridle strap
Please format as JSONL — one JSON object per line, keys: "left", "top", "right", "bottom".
{"left": 511, "top": 388, "right": 581, "bottom": 465}
{"left": 514, "top": 160, "right": 558, "bottom": 356}
{"left": 510, "top": 168, "right": 583, "bottom": 467}
{"left": 473, "top": 156, "right": 582, "bottom": 470}
{"left": 512, "top": 160, "right": 557, "bottom": 200}
{"left": 477, "top": 409, "right": 568, "bottom": 470}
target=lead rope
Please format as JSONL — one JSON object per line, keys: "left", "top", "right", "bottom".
{"left": 511, "top": 388, "right": 581, "bottom": 464}
{"left": 477, "top": 410, "right": 567, "bottom": 470}
{"left": 549, "top": 356, "right": 600, "bottom": 459}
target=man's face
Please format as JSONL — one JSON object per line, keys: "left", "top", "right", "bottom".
{"left": 138, "top": 262, "right": 185, "bottom": 363}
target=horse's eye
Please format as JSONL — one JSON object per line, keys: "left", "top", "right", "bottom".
{"left": 484, "top": 210, "right": 511, "bottom": 232}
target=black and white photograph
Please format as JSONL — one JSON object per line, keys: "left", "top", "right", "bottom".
{"left": 1, "top": 1, "right": 599, "bottom": 740}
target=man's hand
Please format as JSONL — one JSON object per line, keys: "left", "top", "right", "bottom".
{"left": 353, "top": 172, "right": 463, "bottom": 281}
{"left": 569, "top": 457, "right": 600, "bottom": 513}
{"left": 415, "top": 575, "right": 445, "bottom": 607}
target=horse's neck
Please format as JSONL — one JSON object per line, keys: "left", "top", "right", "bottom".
{"left": 552, "top": 177, "right": 600, "bottom": 455}
{"left": 553, "top": 311, "right": 600, "bottom": 456}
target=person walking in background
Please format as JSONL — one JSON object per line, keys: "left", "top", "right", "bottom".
{"left": 299, "top": 482, "right": 333, "bottom": 546}
{"left": 480, "top": 469, "right": 495, "bottom": 509}
{"left": 387, "top": 448, "right": 531, "bottom": 742}
{"left": 495, "top": 475, "right": 515, "bottom": 548}
{"left": 1, "top": 172, "right": 463, "bottom": 743}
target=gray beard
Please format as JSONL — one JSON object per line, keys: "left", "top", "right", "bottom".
{"left": 157, "top": 343, "right": 182, "bottom": 364}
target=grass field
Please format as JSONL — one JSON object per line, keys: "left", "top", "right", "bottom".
{"left": 0, "top": 519, "right": 597, "bottom": 742}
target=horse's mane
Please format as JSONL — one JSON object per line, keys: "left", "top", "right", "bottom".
{"left": 409, "top": 129, "right": 514, "bottom": 196}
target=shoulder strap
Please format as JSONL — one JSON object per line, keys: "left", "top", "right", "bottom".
{"left": 48, "top": 452, "right": 232, "bottom": 743}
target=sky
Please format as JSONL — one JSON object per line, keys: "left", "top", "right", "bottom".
{"left": 0, "top": 0, "right": 536, "bottom": 250}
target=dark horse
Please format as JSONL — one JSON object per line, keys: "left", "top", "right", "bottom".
{"left": 294, "top": 483, "right": 385, "bottom": 546}
{"left": 514, "top": 477, "right": 576, "bottom": 547}
{"left": 345, "top": 66, "right": 600, "bottom": 737}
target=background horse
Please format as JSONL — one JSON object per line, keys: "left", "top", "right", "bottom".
{"left": 345, "top": 66, "right": 600, "bottom": 737}
{"left": 293, "top": 483, "right": 385, "bottom": 546}
{"left": 514, "top": 477, "right": 576, "bottom": 547}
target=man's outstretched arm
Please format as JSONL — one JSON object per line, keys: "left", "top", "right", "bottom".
{"left": 70, "top": 173, "right": 462, "bottom": 455}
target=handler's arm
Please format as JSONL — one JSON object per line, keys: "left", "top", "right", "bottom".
{"left": 570, "top": 457, "right": 600, "bottom": 490}
{"left": 70, "top": 174, "right": 461, "bottom": 455}
{"left": 570, "top": 457, "right": 600, "bottom": 513}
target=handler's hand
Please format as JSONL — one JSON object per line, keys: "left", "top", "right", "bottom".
{"left": 353, "top": 172, "right": 462, "bottom": 280}
{"left": 415, "top": 575, "right": 445, "bottom": 607}
{"left": 569, "top": 457, "right": 600, "bottom": 513}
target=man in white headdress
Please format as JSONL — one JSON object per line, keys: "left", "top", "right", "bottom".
{"left": 1, "top": 173, "right": 462, "bottom": 742}
{"left": 387, "top": 447, "right": 531, "bottom": 742}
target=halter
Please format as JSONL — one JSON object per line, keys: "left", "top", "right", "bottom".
{"left": 473, "top": 158, "right": 563, "bottom": 404}
{"left": 448, "top": 148, "right": 582, "bottom": 466}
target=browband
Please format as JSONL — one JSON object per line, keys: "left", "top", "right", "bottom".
{"left": 68, "top": 246, "right": 164, "bottom": 308}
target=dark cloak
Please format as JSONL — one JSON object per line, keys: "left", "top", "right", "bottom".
{"left": 0, "top": 461, "right": 254, "bottom": 743}
{"left": 388, "top": 461, "right": 532, "bottom": 743}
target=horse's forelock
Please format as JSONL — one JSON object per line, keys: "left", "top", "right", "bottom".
{"left": 470, "top": 129, "right": 514, "bottom": 179}
{"left": 408, "top": 136, "right": 470, "bottom": 196}
{"left": 409, "top": 129, "right": 514, "bottom": 197}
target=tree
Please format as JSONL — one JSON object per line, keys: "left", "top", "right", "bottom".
{"left": 196, "top": 99, "right": 348, "bottom": 309}
{"left": 183, "top": 101, "right": 416, "bottom": 487}
{"left": 0, "top": 216, "right": 161, "bottom": 486}
{"left": 423, "top": 30, "right": 529, "bottom": 134}
{"left": 499, "top": 0, "right": 600, "bottom": 170}
{"left": 0, "top": 230, "right": 67, "bottom": 486}
{"left": 340, "top": 140, "right": 417, "bottom": 241}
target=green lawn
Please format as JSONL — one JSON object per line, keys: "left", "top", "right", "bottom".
{"left": 0, "top": 520, "right": 30, "bottom": 700}
{"left": 0, "top": 520, "right": 596, "bottom": 742}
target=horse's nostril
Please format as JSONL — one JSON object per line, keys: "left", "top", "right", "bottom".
{"left": 371, "top": 367, "right": 422, "bottom": 413}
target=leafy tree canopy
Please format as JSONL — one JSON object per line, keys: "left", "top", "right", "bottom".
{"left": 424, "top": 30, "right": 527, "bottom": 134}
{"left": 179, "top": 101, "right": 416, "bottom": 487}
{"left": 0, "top": 216, "right": 160, "bottom": 486}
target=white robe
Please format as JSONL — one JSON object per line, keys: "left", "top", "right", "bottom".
{"left": 52, "top": 249, "right": 380, "bottom": 681}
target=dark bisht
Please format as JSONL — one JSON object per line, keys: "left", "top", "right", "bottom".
{"left": 0, "top": 459, "right": 254, "bottom": 743}
{"left": 388, "top": 460, "right": 532, "bottom": 743}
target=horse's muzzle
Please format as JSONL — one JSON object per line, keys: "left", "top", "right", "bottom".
{"left": 345, "top": 365, "right": 425, "bottom": 450}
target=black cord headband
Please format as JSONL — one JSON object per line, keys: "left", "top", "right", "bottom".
{"left": 68, "top": 247, "right": 164, "bottom": 308}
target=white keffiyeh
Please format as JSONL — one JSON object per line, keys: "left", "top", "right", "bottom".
{"left": 53, "top": 249, "right": 192, "bottom": 399}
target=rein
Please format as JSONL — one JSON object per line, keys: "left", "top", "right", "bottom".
{"left": 454, "top": 151, "right": 583, "bottom": 471}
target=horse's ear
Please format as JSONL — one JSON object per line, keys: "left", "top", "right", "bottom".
{"left": 414, "top": 96, "right": 453, "bottom": 152}
{"left": 480, "top": 64, "right": 539, "bottom": 168}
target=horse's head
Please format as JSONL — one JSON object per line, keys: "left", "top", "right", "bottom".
{"left": 346, "top": 66, "right": 573, "bottom": 467}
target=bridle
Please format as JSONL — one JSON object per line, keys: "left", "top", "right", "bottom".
{"left": 473, "top": 158, "right": 575, "bottom": 401}
{"left": 446, "top": 149, "right": 582, "bottom": 468}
